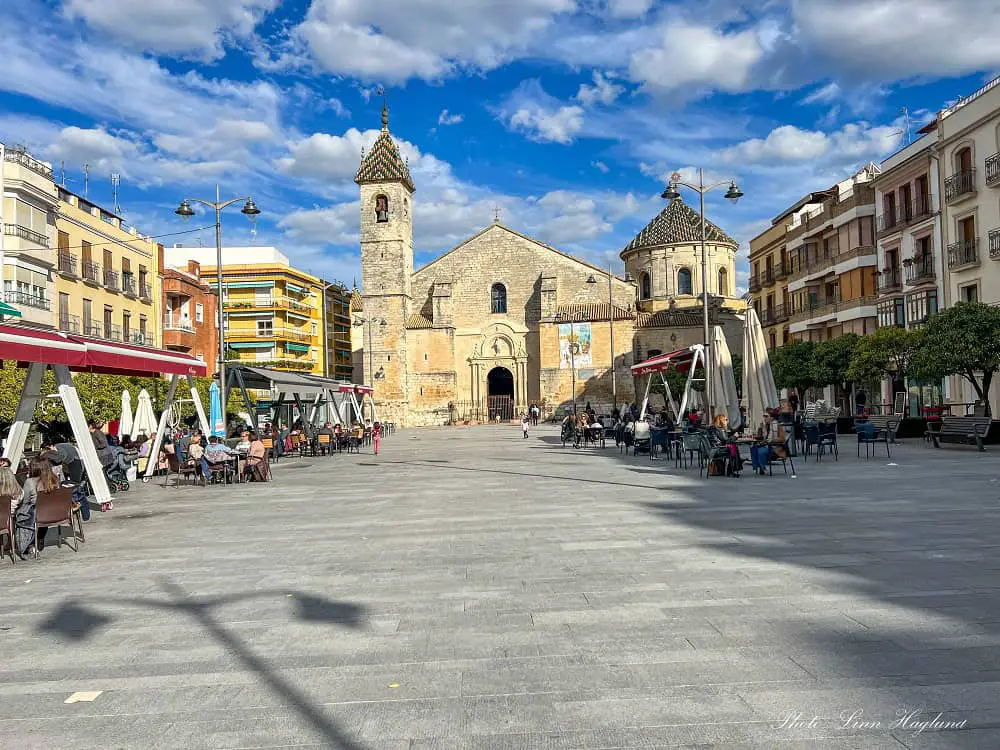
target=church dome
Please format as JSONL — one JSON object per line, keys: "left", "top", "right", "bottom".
{"left": 621, "top": 197, "right": 737, "bottom": 257}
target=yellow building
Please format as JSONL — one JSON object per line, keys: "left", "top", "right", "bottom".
{"left": 163, "top": 245, "right": 325, "bottom": 374}
{"left": 54, "top": 187, "right": 160, "bottom": 346}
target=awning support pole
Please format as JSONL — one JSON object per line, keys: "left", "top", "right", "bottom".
{"left": 187, "top": 375, "right": 210, "bottom": 436}
{"left": 231, "top": 368, "right": 258, "bottom": 433}
{"left": 3, "top": 361, "right": 45, "bottom": 467}
{"left": 661, "top": 371, "right": 679, "bottom": 417}
{"left": 144, "top": 374, "right": 180, "bottom": 480}
{"left": 639, "top": 375, "right": 653, "bottom": 421}
{"left": 53, "top": 365, "right": 112, "bottom": 506}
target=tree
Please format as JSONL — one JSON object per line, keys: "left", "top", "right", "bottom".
{"left": 847, "top": 326, "right": 918, "bottom": 391}
{"left": 770, "top": 340, "right": 815, "bottom": 399}
{"left": 912, "top": 302, "right": 1000, "bottom": 416}
{"left": 812, "top": 334, "right": 860, "bottom": 391}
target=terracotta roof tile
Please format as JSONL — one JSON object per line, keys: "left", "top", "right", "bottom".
{"left": 635, "top": 310, "right": 705, "bottom": 328}
{"left": 622, "top": 197, "right": 737, "bottom": 255}
{"left": 404, "top": 313, "right": 434, "bottom": 329}
{"left": 350, "top": 288, "right": 363, "bottom": 312}
{"left": 554, "top": 303, "right": 633, "bottom": 322}
{"left": 354, "top": 122, "right": 414, "bottom": 192}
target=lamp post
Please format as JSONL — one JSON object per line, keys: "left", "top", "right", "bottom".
{"left": 352, "top": 315, "right": 387, "bottom": 389}
{"left": 175, "top": 186, "right": 260, "bottom": 439}
{"left": 585, "top": 266, "right": 618, "bottom": 411}
{"left": 661, "top": 170, "right": 743, "bottom": 414}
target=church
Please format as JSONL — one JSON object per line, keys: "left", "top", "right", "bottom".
{"left": 351, "top": 107, "right": 747, "bottom": 427}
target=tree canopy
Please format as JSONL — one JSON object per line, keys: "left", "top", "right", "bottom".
{"left": 812, "top": 333, "right": 860, "bottom": 389}
{"left": 846, "top": 326, "right": 919, "bottom": 387}
{"left": 770, "top": 340, "right": 815, "bottom": 395}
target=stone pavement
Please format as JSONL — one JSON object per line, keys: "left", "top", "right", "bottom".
{"left": 2, "top": 425, "right": 1000, "bottom": 749}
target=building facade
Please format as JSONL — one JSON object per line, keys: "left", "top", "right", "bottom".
{"left": 786, "top": 166, "right": 879, "bottom": 343}
{"left": 749, "top": 217, "right": 793, "bottom": 350}
{"left": 160, "top": 253, "right": 219, "bottom": 373}
{"left": 163, "top": 245, "right": 325, "bottom": 375}
{"left": 1, "top": 144, "right": 58, "bottom": 327}
{"left": 353, "top": 107, "right": 746, "bottom": 427}
{"left": 54, "top": 187, "right": 160, "bottom": 346}
{"left": 324, "top": 284, "right": 353, "bottom": 380}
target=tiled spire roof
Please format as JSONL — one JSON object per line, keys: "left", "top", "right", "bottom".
{"left": 622, "top": 197, "right": 736, "bottom": 254}
{"left": 354, "top": 104, "right": 415, "bottom": 192}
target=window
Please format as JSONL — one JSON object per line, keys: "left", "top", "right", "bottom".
{"left": 769, "top": 332, "right": 776, "bottom": 350}
{"left": 906, "top": 290, "right": 938, "bottom": 325}
{"left": 962, "top": 284, "right": 979, "bottom": 303}
{"left": 257, "top": 319, "right": 274, "bottom": 336}
{"left": 123, "top": 311, "right": 131, "bottom": 341}
{"left": 718, "top": 268, "right": 728, "bottom": 296}
{"left": 82, "top": 298, "right": 92, "bottom": 328}
{"left": 375, "top": 194, "right": 389, "bottom": 223}
{"left": 647, "top": 349, "right": 662, "bottom": 358}
{"left": 195, "top": 303, "right": 204, "bottom": 323}
{"left": 139, "top": 315, "right": 147, "bottom": 337}
{"left": 637, "top": 272, "right": 651, "bottom": 300}
{"left": 491, "top": 283, "right": 507, "bottom": 314}
{"left": 312, "top": 322, "right": 318, "bottom": 336}
{"left": 58, "top": 230, "right": 69, "bottom": 252}
{"left": 103, "top": 306, "right": 113, "bottom": 338}
{"left": 957, "top": 146, "right": 973, "bottom": 172}
{"left": 677, "top": 268, "right": 693, "bottom": 295}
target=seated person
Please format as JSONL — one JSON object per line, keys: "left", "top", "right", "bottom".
{"left": 205, "top": 435, "right": 234, "bottom": 462}
{"left": 186, "top": 434, "right": 209, "bottom": 482}
{"left": 234, "top": 431, "right": 252, "bottom": 453}
{"left": 245, "top": 432, "right": 269, "bottom": 481}
{"left": 317, "top": 422, "right": 336, "bottom": 454}
{"left": 750, "top": 411, "right": 787, "bottom": 475}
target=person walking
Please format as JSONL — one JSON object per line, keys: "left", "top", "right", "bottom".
{"left": 372, "top": 421, "right": 382, "bottom": 456}
{"left": 521, "top": 412, "right": 530, "bottom": 439}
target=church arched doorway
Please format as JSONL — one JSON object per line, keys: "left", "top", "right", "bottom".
{"left": 487, "top": 366, "right": 515, "bottom": 421}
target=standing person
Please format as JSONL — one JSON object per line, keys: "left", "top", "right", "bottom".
{"left": 372, "top": 421, "right": 382, "bottom": 456}
{"left": 855, "top": 388, "right": 867, "bottom": 416}
{"left": 521, "top": 412, "right": 530, "bottom": 439}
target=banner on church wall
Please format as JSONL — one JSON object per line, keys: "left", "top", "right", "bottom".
{"left": 559, "top": 322, "right": 592, "bottom": 369}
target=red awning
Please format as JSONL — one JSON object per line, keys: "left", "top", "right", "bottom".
{"left": 355, "top": 385, "right": 373, "bottom": 395}
{"left": 0, "top": 325, "right": 87, "bottom": 367}
{"left": 630, "top": 346, "right": 698, "bottom": 376}
{"left": 0, "top": 324, "right": 207, "bottom": 377}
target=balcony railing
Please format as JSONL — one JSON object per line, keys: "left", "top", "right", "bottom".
{"left": 130, "top": 331, "right": 150, "bottom": 346}
{"left": 4, "top": 290, "right": 50, "bottom": 310}
{"left": 4, "top": 149, "right": 53, "bottom": 180}
{"left": 139, "top": 282, "right": 152, "bottom": 300}
{"left": 989, "top": 229, "right": 1000, "bottom": 260}
{"left": 763, "top": 268, "right": 776, "bottom": 286}
{"left": 775, "top": 260, "right": 791, "bottom": 280}
{"left": 877, "top": 209, "right": 899, "bottom": 234}
{"left": 82, "top": 260, "right": 101, "bottom": 284}
{"left": 748, "top": 274, "right": 761, "bottom": 293}
{"left": 58, "top": 314, "right": 81, "bottom": 334}
{"left": 878, "top": 267, "right": 902, "bottom": 293}
{"left": 947, "top": 239, "right": 979, "bottom": 269}
{"left": 3, "top": 223, "right": 47, "bottom": 246}
{"left": 910, "top": 193, "right": 935, "bottom": 222}
{"left": 57, "top": 251, "right": 78, "bottom": 276}
{"left": 986, "top": 153, "right": 1000, "bottom": 187}
{"left": 122, "top": 275, "right": 137, "bottom": 297}
{"left": 164, "top": 315, "right": 194, "bottom": 332}
{"left": 104, "top": 269, "right": 120, "bottom": 291}
{"left": 105, "top": 324, "right": 122, "bottom": 342}
{"left": 945, "top": 169, "right": 976, "bottom": 202}
{"left": 84, "top": 320, "right": 102, "bottom": 338}
{"left": 904, "top": 257, "right": 935, "bottom": 284}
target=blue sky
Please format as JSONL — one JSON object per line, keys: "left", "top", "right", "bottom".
{"left": 2, "top": 0, "right": 998, "bottom": 291}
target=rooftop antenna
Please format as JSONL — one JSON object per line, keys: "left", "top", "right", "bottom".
{"left": 250, "top": 223, "right": 258, "bottom": 244}
{"left": 111, "top": 173, "right": 121, "bottom": 214}
{"left": 82, "top": 162, "right": 89, "bottom": 198}
{"left": 900, "top": 107, "right": 912, "bottom": 145}
{"left": 60, "top": 161, "right": 66, "bottom": 186}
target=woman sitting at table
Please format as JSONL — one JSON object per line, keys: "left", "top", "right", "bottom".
{"left": 13, "top": 458, "right": 60, "bottom": 557}
{"left": 750, "top": 411, "right": 787, "bottom": 476}
{"left": 245, "top": 432, "right": 269, "bottom": 482}
{"left": 235, "top": 431, "right": 251, "bottom": 454}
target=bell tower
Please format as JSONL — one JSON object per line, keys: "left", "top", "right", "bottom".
{"left": 355, "top": 102, "right": 415, "bottom": 425}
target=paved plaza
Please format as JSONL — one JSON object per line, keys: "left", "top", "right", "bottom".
{"left": 3, "top": 426, "right": 1000, "bottom": 749}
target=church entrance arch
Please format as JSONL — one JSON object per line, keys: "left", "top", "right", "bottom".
{"left": 487, "top": 366, "right": 515, "bottom": 421}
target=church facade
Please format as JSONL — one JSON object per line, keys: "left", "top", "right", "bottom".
{"left": 352, "top": 109, "right": 746, "bottom": 427}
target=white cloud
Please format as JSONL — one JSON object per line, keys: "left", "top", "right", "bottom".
{"left": 509, "top": 105, "right": 584, "bottom": 144}
{"left": 718, "top": 121, "right": 903, "bottom": 166}
{"left": 606, "top": 0, "right": 654, "bottom": 19}
{"left": 629, "top": 21, "right": 764, "bottom": 95}
{"left": 63, "top": 0, "right": 277, "bottom": 60}
{"left": 437, "top": 109, "right": 464, "bottom": 126}
{"left": 592, "top": 160, "right": 610, "bottom": 173}
{"left": 46, "top": 126, "right": 140, "bottom": 170}
{"left": 801, "top": 82, "right": 841, "bottom": 105}
{"left": 575, "top": 71, "right": 623, "bottom": 107}
{"left": 280, "top": 202, "right": 359, "bottom": 244}
{"left": 288, "top": 0, "right": 575, "bottom": 82}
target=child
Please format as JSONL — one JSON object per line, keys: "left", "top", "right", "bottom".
{"left": 372, "top": 421, "right": 382, "bottom": 456}
{"left": 520, "top": 412, "right": 530, "bottom": 439}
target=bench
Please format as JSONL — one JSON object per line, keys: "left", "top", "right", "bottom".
{"left": 865, "top": 415, "right": 901, "bottom": 444}
{"left": 929, "top": 416, "right": 992, "bottom": 451}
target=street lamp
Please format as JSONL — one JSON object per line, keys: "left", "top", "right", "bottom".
{"left": 586, "top": 268, "right": 619, "bottom": 411}
{"left": 175, "top": 186, "right": 260, "bottom": 439}
{"left": 660, "top": 169, "right": 744, "bottom": 414}
{"left": 352, "top": 315, "right": 387, "bottom": 389}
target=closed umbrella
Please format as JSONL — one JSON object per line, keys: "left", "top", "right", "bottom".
{"left": 742, "top": 307, "right": 779, "bottom": 431}
{"left": 209, "top": 381, "right": 225, "bottom": 437}
{"left": 711, "top": 326, "right": 742, "bottom": 428}
{"left": 118, "top": 389, "right": 133, "bottom": 440}
{"left": 132, "top": 388, "right": 158, "bottom": 438}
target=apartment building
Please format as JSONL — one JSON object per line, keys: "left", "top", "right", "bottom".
{"left": 161, "top": 252, "right": 218, "bottom": 373}
{"left": 324, "top": 283, "right": 353, "bottom": 380}
{"left": 1, "top": 144, "right": 57, "bottom": 326}
{"left": 748, "top": 219, "right": 791, "bottom": 349}
{"left": 54, "top": 187, "right": 160, "bottom": 346}
{"left": 786, "top": 165, "right": 879, "bottom": 343}
{"left": 163, "top": 246, "right": 325, "bottom": 375}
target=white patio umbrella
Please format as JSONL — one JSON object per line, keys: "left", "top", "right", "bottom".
{"left": 711, "top": 325, "right": 742, "bottom": 428}
{"left": 118, "top": 389, "right": 133, "bottom": 440}
{"left": 132, "top": 388, "right": 158, "bottom": 439}
{"left": 742, "top": 307, "right": 779, "bottom": 431}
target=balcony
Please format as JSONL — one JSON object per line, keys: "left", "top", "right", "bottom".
{"left": 877, "top": 209, "right": 899, "bottom": 235}
{"left": 4, "top": 290, "right": 50, "bottom": 310}
{"left": 82, "top": 260, "right": 102, "bottom": 285}
{"left": 130, "top": 331, "right": 151, "bottom": 346}
{"left": 57, "top": 251, "right": 78, "bottom": 277}
{"left": 762, "top": 268, "right": 776, "bottom": 287}
{"left": 989, "top": 229, "right": 1000, "bottom": 260}
{"left": 139, "top": 282, "right": 152, "bottom": 300}
{"left": 909, "top": 193, "right": 935, "bottom": 223}
{"left": 164, "top": 314, "right": 194, "bottom": 332}
{"left": 945, "top": 169, "right": 976, "bottom": 203}
{"left": 878, "top": 267, "right": 902, "bottom": 294}
{"left": 947, "top": 239, "right": 979, "bottom": 270}
{"left": 58, "top": 314, "right": 81, "bottom": 334}
{"left": 987, "top": 153, "right": 1000, "bottom": 187}
{"left": 3, "top": 223, "right": 47, "bottom": 246}
{"left": 762, "top": 307, "right": 776, "bottom": 325}
{"left": 104, "top": 269, "right": 120, "bottom": 291}
{"left": 84, "top": 320, "right": 102, "bottom": 338}
{"left": 904, "top": 257, "right": 936, "bottom": 285}
{"left": 4, "top": 148, "right": 53, "bottom": 180}
{"left": 121, "top": 275, "right": 137, "bottom": 298}
{"left": 748, "top": 274, "right": 761, "bottom": 293}
{"left": 105, "top": 324, "right": 123, "bottom": 342}
{"left": 775, "top": 260, "right": 791, "bottom": 280}
{"left": 775, "top": 304, "right": 788, "bottom": 322}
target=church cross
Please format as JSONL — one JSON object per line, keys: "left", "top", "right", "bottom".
{"left": 494, "top": 206, "right": 502, "bottom": 224}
